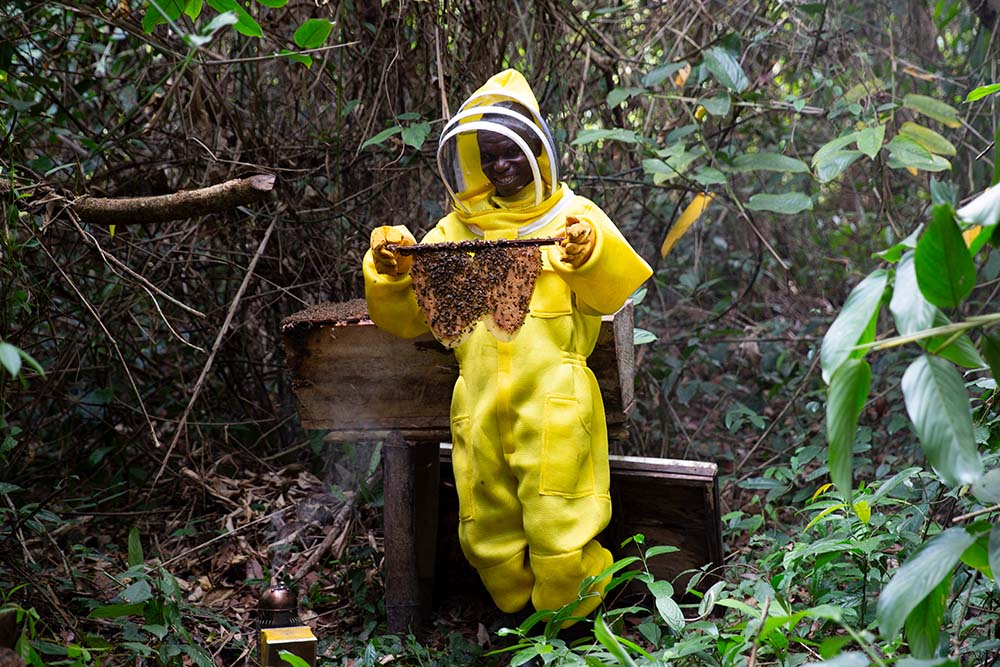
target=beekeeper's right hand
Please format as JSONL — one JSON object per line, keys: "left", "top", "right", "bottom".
{"left": 370, "top": 225, "right": 416, "bottom": 276}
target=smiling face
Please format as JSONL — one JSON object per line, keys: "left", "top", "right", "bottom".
{"left": 476, "top": 124, "right": 541, "bottom": 197}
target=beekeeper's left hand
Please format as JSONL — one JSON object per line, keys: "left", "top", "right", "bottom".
{"left": 559, "top": 217, "right": 595, "bottom": 268}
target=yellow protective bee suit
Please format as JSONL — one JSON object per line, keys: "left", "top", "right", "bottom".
{"left": 363, "top": 70, "right": 652, "bottom": 618}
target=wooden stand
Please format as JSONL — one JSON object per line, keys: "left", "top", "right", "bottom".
{"left": 282, "top": 300, "right": 721, "bottom": 633}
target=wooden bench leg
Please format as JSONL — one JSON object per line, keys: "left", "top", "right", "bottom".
{"left": 382, "top": 432, "right": 439, "bottom": 634}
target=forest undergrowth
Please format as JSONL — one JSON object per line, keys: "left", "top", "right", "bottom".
{"left": 3, "top": 1, "right": 1000, "bottom": 666}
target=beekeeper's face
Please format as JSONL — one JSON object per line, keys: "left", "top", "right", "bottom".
{"left": 477, "top": 126, "right": 540, "bottom": 197}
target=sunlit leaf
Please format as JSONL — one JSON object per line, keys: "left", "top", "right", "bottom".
{"left": 745, "top": 192, "right": 812, "bottom": 214}
{"left": 901, "top": 354, "right": 982, "bottom": 487}
{"left": 877, "top": 527, "right": 975, "bottom": 637}
{"left": 702, "top": 46, "right": 748, "bottom": 93}
{"left": 731, "top": 152, "right": 809, "bottom": 173}
{"left": 914, "top": 205, "right": 976, "bottom": 308}
{"left": 899, "top": 122, "right": 957, "bottom": 156}
{"left": 826, "top": 359, "right": 871, "bottom": 504}
{"left": 820, "top": 269, "right": 888, "bottom": 383}
{"left": 903, "top": 93, "right": 962, "bottom": 128}
{"left": 661, "top": 192, "right": 714, "bottom": 258}
{"left": 205, "top": 0, "right": 262, "bottom": 37}
{"left": 966, "top": 83, "right": 1000, "bottom": 102}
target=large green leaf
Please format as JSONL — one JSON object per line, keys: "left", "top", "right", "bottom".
{"left": 572, "top": 128, "right": 640, "bottom": 145}
{"left": 745, "top": 192, "right": 812, "bottom": 214}
{"left": 899, "top": 122, "right": 957, "bottom": 156}
{"left": 826, "top": 359, "right": 871, "bottom": 503}
{"left": 815, "top": 150, "right": 864, "bottom": 183}
{"left": 903, "top": 94, "right": 962, "bottom": 128}
{"left": 293, "top": 18, "right": 333, "bottom": 48}
{"left": 886, "top": 136, "right": 951, "bottom": 172}
{"left": 702, "top": 47, "right": 748, "bottom": 93}
{"left": 903, "top": 576, "right": 948, "bottom": 658}
{"left": 890, "top": 251, "right": 936, "bottom": 335}
{"left": 206, "top": 0, "right": 262, "bottom": 37}
{"left": 914, "top": 205, "right": 976, "bottom": 308}
{"left": 820, "top": 269, "right": 888, "bottom": 383}
{"left": 856, "top": 125, "right": 886, "bottom": 159}
{"left": 731, "top": 152, "right": 809, "bottom": 173}
{"left": 901, "top": 354, "right": 983, "bottom": 487}
{"left": 877, "top": 527, "right": 976, "bottom": 637}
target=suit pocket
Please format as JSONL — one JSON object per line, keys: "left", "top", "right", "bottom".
{"left": 539, "top": 394, "right": 595, "bottom": 497}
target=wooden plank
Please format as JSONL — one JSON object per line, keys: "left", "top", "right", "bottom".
{"left": 282, "top": 301, "right": 634, "bottom": 438}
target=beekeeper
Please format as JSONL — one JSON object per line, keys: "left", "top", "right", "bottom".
{"left": 363, "top": 69, "right": 652, "bottom": 621}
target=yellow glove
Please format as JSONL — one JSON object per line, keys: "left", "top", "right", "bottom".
{"left": 370, "top": 225, "right": 416, "bottom": 276}
{"left": 559, "top": 216, "right": 595, "bottom": 268}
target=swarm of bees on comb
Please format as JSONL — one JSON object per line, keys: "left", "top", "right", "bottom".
{"left": 403, "top": 239, "right": 551, "bottom": 348}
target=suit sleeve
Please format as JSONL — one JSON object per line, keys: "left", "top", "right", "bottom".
{"left": 546, "top": 199, "right": 653, "bottom": 315}
{"left": 363, "top": 224, "right": 448, "bottom": 338}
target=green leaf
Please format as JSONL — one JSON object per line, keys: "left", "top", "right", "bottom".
{"left": 142, "top": 0, "right": 184, "bottom": 32}
{"left": 923, "top": 310, "right": 985, "bottom": 369}
{"left": 127, "top": 527, "right": 144, "bottom": 568}
{"left": 205, "top": 0, "right": 262, "bottom": 37}
{"left": 815, "top": 150, "right": 864, "bottom": 183}
{"left": 886, "top": 136, "right": 951, "bottom": 172}
{"left": 293, "top": 18, "right": 333, "bottom": 48}
{"left": 856, "top": 125, "right": 886, "bottom": 159}
{"left": 731, "top": 152, "right": 809, "bottom": 173}
{"left": 642, "top": 62, "right": 688, "bottom": 87}
{"left": 898, "top": 122, "right": 957, "bottom": 156}
{"left": 0, "top": 342, "right": 21, "bottom": 378}
{"left": 877, "top": 527, "right": 975, "bottom": 637}
{"left": 990, "top": 524, "right": 1000, "bottom": 586}
{"left": 972, "top": 468, "right": 1000, "bottom": 504}
{"left": 826, "top": 359, "right": 872, "bottom": 504}
{"left": 901, "top": 355, "right": 983, "bottom": 487}
{"left": 914, "top": 205, "right": 976, "bottom": 308}
{"left": 982, "top": 332, "right": 1000, "bottom": 379}
{"left": 966, "top": 83, "right": 1000, "bottom": 103}
{"left": 361, "top": 125, "right": 402, "bottom": 149}
{"left": 874, "top": 225, "right": 922, "bottom": 262}
{"left": 278, "top": 651, "right": 312, "bottom": 667}
{"left": 89, "top": 602, "right": 145, "bottom": 619}
{"left": 702, "top": 47, "right": 748, "bottom": 93}
{"left": 903, "top": 93, "right": 962, "bottom": 128}
{"left": 700, "top": 93, "right": 731, "bottom": 117}
{"left": 572, "top": 128, "right": 640, "bottom": 145}
{"left": 121, "top": 580, "right": 152, "bottom": 604}
{"left": 820, "top": 269, "right": 888, "bottom": 383}
{"left": 745, "top": 192, "right": 812, "bottom": 214}
{"left": 607, "top": 87, "right": 645, "bottom": 109}
{"left": 278, "top": 49, "right": 312, "bottom": 68}
{"left": 401, "top": 121, "right": 431, "bottom": 150}
{"left": 812, "top": 131, "right": 862, "bottom": 166}
{"left": 594, "top": 614, "right": 639, "bottom": 667}
{"left": 890, "top": 252, "right": 936, "bottom": 335}
{"left": 903, "top": 576, "right": 948, "bottom": 658}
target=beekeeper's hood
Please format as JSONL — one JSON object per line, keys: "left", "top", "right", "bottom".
{"left": 437, "top": 70, "right": 568, "bottom": 233}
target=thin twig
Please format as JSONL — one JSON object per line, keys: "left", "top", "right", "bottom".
{"left": 151, "top": 216, "right": 278, "bottom": 487}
